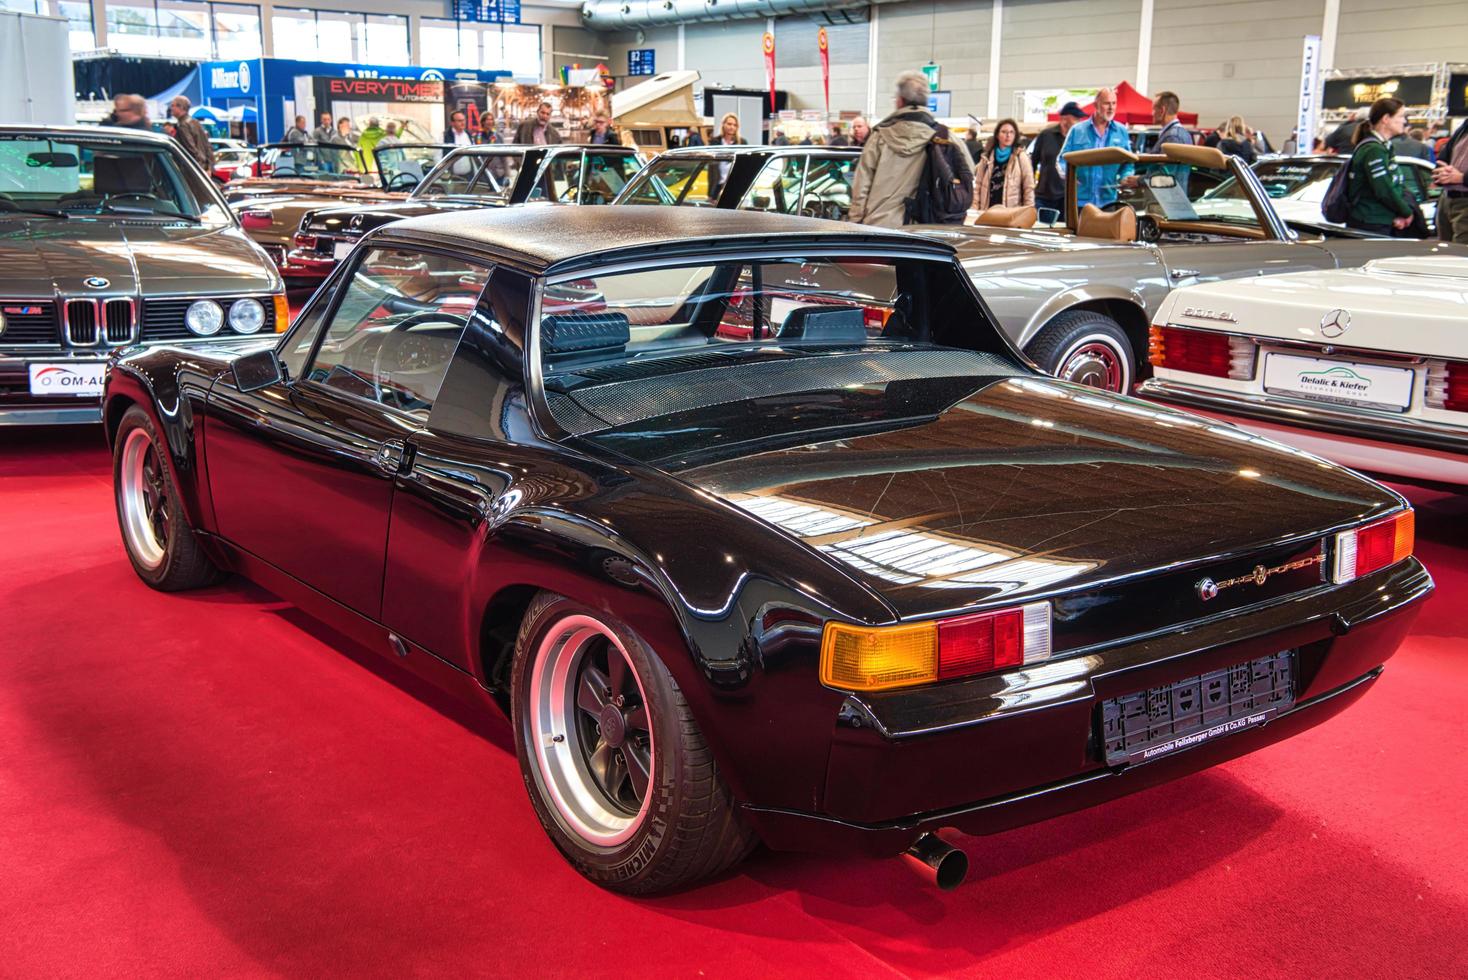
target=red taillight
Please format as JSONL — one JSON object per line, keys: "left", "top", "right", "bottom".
{"left": 937, "top": 608, "right": 1024, "bottom": 678}
{"left": 1333, "top": 510, "right": 1414, "bottom": 584}
{"left": 240, "top": 210, "right": 271, "bottom": 230}
{"left": 1426, "top": 359, "right": 1468, "bottom": 413}
{"left": 1150, "top": 325, "right": 1256, "bottom": 380}
{"left": 292, "top": 233, "right": 318, "bottom": 250}
{"left": 820, "top": 602, "right": 1051, "bottom": 691}
{"left": 863, "top": 306, "right": 891, "bottom": 332}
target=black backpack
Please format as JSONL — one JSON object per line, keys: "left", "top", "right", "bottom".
{"left": 1322, "top": 142, "right": 1368, "bottom": 224}
{"left": 905, "top": 117, "right": 973, "bottom": 225}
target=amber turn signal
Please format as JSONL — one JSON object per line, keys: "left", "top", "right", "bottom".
{"left": 820, "top": 603, "right": 1052, "bottom": 692}
{"left": 273, "top": 293, "right": 290, "bottom": 332}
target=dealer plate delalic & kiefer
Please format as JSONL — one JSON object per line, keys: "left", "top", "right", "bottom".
{"left": 1100, "top": 652, "right": 1296, "bottom": 766}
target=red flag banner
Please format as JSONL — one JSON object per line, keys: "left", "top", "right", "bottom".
{"left": 817, "top": 27, "right": 830, "bottom": 116}
{"left": 763, "top": 32, "right": 776, "bottom": 113}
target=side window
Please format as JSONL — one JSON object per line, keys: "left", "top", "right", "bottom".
{"left": 529, "top": 154, "right": 582, "bottom": 203}
{"left": 739, "top": 156, "right": 807, "bottom": 215}
{"left": 621, "top": 160, "right": 715, "bottom": 206}
{"left": 278, "top": 301, "right": 330, "bottom": 382}
{"left": 581, "top": 152, "right": 640, "bottom": 204}
{"left": 800, "top": 156, "right": 857, "bottom": 221}
{"left": 302, "top": 247, "right": 491, "bottom": 419}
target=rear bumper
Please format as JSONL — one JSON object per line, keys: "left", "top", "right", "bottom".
{"left": 1139, "top": 379, "right": 1468, "bottom": 484}
{"left": 741, "top": 559, "right": 1430, "bottom": 857}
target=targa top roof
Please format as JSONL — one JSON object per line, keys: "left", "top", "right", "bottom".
{"left": 383, "top": 205, "right": 954, "bottom": 273}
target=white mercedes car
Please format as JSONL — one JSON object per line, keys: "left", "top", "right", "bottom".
{"left": 1139, "top": 253, "right": 1468, "bottom": 486}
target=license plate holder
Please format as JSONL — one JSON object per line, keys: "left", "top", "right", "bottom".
{"left": 28, "top": 362, "right": 106, "bottom": 397}
{"left": 1263, "top": 352, "right": 1413, "bottom": 412}
{"left": 333, "top": 241, "right": 353, "bottom": 261}
{"left": 1100, "top": 652, "right": 1295, "bottom": 766}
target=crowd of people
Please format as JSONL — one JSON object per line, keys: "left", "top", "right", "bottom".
{"left": 845, "top": 71, "right": 1468, "bottom": 246}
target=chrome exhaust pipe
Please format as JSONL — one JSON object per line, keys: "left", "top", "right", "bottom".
{"left": 903, "top": 833, "right": 968, "bottom": 890}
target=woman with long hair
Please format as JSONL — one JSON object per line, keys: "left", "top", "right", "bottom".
{"left": 1345, "top": 97, "right": 1417, "bottom": 236}
{"left": 972, "top": 118, "right": 1035, "bottom": 211}
{"left": 711, "top": 113, "right": 746, "bottom": 200}
{"left": 1215, "top": 116, "right": 1256, "bottom": 163}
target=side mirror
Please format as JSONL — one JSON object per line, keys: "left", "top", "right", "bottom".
{"left": 232, "top": 348, "right": 285, "bottom": 392}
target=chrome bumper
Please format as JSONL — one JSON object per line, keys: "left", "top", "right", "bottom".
{"left": 1138, "top": 379, "right": 1468, "bottom": 456}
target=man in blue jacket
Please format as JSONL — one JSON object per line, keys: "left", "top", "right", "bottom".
{"left": 1055, "top": 88, "right": 1134, "bottom": 209}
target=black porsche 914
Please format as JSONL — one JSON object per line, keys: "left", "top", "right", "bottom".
{"left": 102, "top": 207, "right": 1430, "bottom": 893}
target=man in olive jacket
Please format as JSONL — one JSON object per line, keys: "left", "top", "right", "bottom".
{"left": 851, "top": 70, "right": 974, "bottom": 228}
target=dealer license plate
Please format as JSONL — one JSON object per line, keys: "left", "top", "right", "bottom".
{"left": 28, "top": 362, "right": 106, "bottom": 398}
{"left": 333, "top": 241, "right": 354, "bottom": 261}
{"left": 1099, "top": 652, "right": 1295, "bottom": 766}
{"left": 1263, "top": 352, "right": 1413, "bottom": 412}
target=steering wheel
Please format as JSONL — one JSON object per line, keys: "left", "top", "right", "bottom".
{"left": 369, "top": 310, "right": 466, "bottom": 413}
{"left": 1136, "top": 214, "right": 1161, "bottom": 244}
{"left": 386, "top": 172, "right": 419, "bottom": 191}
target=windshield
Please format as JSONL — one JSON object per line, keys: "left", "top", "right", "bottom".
{"left": 616, "top": 157, "right": 722, "bottom": 207}
{"left": 1077, "top": 157, "right": 1263, "bottom": 232}
{"left": 372, "top": 144, "right": 450, "bottom": 190}
{"left": 0, "top": 134, "right": 229, "bottom": 223}
{"left": 262, "top": 144, "right": 362, "bottom": 181}
{"left": 415, "top": 150, "right": 526, "bottom": 202}
{"left": 1247, "top": 160, "right": 1338, "bottom": 202}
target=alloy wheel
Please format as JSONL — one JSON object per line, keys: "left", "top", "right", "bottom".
{"left": 118, "top": 427, "right": 169, "bottom": 570}
{"left": 528, "top": 614, "right": 655, "bottom": 846}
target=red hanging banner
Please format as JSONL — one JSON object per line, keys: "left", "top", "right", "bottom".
{"left": 817, "top": 27, "right": 830, "bottom": 116}
{"left": 763, "top": 32, "right": 776, "bottom": 113}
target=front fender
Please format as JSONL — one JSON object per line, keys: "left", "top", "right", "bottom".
{"left": 104, "top": 346, "right": 231, "bottom": 536}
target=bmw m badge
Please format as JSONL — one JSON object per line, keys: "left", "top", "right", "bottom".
{"left": 84, "top": 276, "right": 110, "bottom": 289}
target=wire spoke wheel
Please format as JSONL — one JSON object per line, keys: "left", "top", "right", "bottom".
{"left": 118, "top": 427, "right": 168, "bottom": 570}
{"left": 529, "top": 614, "right": 656, "bottom": 846}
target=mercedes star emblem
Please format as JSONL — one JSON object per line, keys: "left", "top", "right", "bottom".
{"left": 1319, "top": 308, "right": 1351, "bottom": 339}
{"left": 83, "top": 276, "right": 110, "bottom": 289}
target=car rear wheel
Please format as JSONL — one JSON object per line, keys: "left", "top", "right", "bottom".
{"left": 114, "top": 405, "right": 221, "bottom": 591}
{"left": 511, "top": 592, "right": 756, "bottom": 894}
{"left": 1027, "top": 310, "right": 1135, "bottom": 393}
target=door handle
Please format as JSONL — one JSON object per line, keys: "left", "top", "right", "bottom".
{"left": 1169, "top": 268, "right": 1200, "bottom": 280}
{"left": 373, "top": 439, "right": 408, "bottom": 475}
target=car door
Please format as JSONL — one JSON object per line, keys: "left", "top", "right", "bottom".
{"left": 205, "top": 243, "right": 491, "bottom": 619}
{"left": 379, "top": 268, "right": 535, "bottom": 673}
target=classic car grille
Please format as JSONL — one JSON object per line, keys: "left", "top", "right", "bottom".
{"left": 0, "top": 302, "right": 60, "bottom": 346}
{"left": 141, "top": 297, "right": 277, "bottom": 340}
{"left": 104, "top": 299, "right": 136, "bottom": 344}
{"left": 63, "top": 298, "right": 137, "bottom": 346}
{"left": 65, "top": 300, "right": 97, "bottom": 345}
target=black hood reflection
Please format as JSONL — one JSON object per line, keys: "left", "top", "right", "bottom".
{"left": 580, "top": 373, "right": 1399, "bottom": 619}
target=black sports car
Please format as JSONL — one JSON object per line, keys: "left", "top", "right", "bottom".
{"left": 103, "top": 208, "right": 1430, "bottom": 894}
{"left": 286, "top": 144, "right": 644, "bottom": 282}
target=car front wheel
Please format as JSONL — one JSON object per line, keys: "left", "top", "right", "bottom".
{"left": 511, "top": 592, "right": 755, "bottom": 893}
{"left": 113, "top": 405, "right": 222, "bottom": 591}
{"left": 1027, "top": 310, "right": 1135, "bottom": 393}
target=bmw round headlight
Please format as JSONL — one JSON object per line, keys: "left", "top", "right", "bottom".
{"left": 186, "top": 300, "right": 224, "bottom": 336}
{"left": 228, "top": 298, "right": 265, "bottom": 334}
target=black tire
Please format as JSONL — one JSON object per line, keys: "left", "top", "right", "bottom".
{"left": 511, "top": 591, "right": 756, "bottom": 894}
{"left": 113, "top": 405, "right": 222, "bottom": 591}
{"left": 1026, "top": 309, "right": 1136, "bottom": 393}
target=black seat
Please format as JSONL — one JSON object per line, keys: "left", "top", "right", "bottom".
{"left": 541, "top": 312, "right": 631, "bottom": 363}
{"left": 776, "top": 305, "right": 867, "bottom": 344}
{"left": 92, "top": 154, "right": 155, "bottom": 196}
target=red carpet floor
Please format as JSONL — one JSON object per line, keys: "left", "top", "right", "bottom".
{"left": 2, "top": 427, "right": 1465, "bottom": 978}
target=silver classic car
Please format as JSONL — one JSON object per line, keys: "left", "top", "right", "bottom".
{"left": 926, "top": 143, "right": 1462, "bottom": 392}
{"left": 0, "top": 125, "right": 285, "bottom": 424}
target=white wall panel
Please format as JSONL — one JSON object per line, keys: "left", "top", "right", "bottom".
{"left": 872, "top": 0, "right": 992, "bottom": 121}
{"left": 997, "top": 0, "right": 1140, "bottom": 121}
{"left": 1334, "top": 0, "right": 1468, "bottom": 68}
{"left": 1150, "top": 0, "right": 1324, "bottom": 145}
